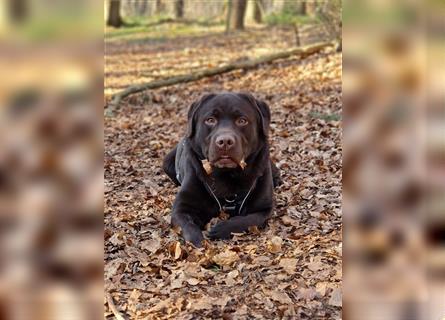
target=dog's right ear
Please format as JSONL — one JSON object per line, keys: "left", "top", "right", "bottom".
{"left": 186, "top": 93, "right": 216, "bottom": 138}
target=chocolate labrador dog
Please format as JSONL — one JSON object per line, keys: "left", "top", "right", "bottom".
{"left": 163, "top": 92, "right": 281, "bottom": 247}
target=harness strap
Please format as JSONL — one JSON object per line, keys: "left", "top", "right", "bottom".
{"left": 204, "top": 180, "right": 256, "bottom": 215}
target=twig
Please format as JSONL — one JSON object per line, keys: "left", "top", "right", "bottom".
{"left": 106, "top": 292, "right": 127, "bottom": 320}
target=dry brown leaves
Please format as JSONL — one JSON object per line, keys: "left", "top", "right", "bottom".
{"left": 105, "top": 26, "right": 341, "bottom": 319}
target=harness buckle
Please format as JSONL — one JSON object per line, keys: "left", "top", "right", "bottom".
{"left": 223, "top": 205, "right": 237, "bottom": 212}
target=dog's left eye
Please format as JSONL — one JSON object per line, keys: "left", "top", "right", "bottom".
{"left": 205, "top": 117, "right": 217, "bottom": 126}
{"left": 236, "top": 117, "right": 248, "bottom": 126}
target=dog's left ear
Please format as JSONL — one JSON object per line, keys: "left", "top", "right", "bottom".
{"left": 238, "top": 92, "right": 271, "bottom": 137}
{"left": 255, "top": 98, "right": 271, "bottom": 137}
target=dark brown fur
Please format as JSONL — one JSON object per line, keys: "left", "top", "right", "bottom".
{"left": 163, "top": 92, "right": 281, "bottom": 247}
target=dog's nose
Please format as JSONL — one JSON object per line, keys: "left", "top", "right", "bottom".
{"left": 215, "top": 134, "right": 235, "bottom": 150}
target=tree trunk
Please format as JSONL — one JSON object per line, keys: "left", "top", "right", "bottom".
{"left": 155, "top": 0, "right": 165, "bottom": 15}
{"left": 174, "top": 0, "right": 184, "bottom": 18}
{"left": 294, "top": 24, "right": 300, "bottom": 46}
{"left": 284, "top": 1, "right": 302, "bottom": 14}
{"left": 9, "top": 0, "right": 27, "bottom": 24}
{"left": 107, "top": 0, "right": 122, "bottom": 28}
{"left": 253, "top": 0, "right": 262, "bottom": 23}
{"left": 227, "top": 0, "right": 247, "bottom": 31}
{"left": 301, "top": 1, "right": 307, "bottom": 15}
{"left": 138, "top": 0, "right": 148, "bottom": 16}
{"left": 305, "top": 1, "right": 317, "bottom": 16}
{"left": 225, "top": 0, "right": 233, "bottom": 33}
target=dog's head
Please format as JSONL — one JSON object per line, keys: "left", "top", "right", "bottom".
{"left": 186, "top": 92, "right": 270, "bottom": 169}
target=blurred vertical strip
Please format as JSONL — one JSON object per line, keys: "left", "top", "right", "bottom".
{"left": 0, "top": 1, "right": 103, "bottom": 320}
{"left": 426, "top": 1, "right": 445, "bottom": 318}
{"left": 343, "top": 0, "right": 445, "bottom": 319}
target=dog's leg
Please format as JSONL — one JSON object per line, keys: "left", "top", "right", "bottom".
{"left": 271, "top": 160, "right": 282, "bottom": 188}
{"left": 163, "top": 145, "right": 180, "bottom": 186}
{"left": 171, "top": 211, "right": 204, "bottom": 247}
{"left": 208, "top": 211, "right": 270, "bottom": 240}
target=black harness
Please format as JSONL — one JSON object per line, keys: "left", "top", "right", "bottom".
{"left": 175, "top": 139, "right": 256, "bottom": 216}
{"left": 203, "top": 184, "right": 256, "bottom": 216}
{"left": 220, "top": 194, "right": 241, "bottom": 213}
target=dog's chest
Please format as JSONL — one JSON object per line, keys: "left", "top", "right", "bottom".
{"left": 204, "top": 175, "right": 256, "bottom": 216}
{"left": 208, "top": 176, "right": 249, "bottom": 199}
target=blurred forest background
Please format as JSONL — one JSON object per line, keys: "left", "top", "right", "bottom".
{"left": 105, "top": 0, "right": 341, "bottom": 36}
{"left": 104, "top": 0, "right": 341, "bottom": 98}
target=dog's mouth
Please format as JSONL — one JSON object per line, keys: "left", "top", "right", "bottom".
{"left": 212, "top": 155, "right": 239, "bottom": 168}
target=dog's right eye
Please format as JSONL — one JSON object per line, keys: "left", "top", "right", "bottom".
{"left": 204, "top": 117, "right": 217, "bottom": 126}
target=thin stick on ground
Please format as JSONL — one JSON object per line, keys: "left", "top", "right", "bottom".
{"left": 106, "top": 292, "right": 127, "bottom": 320}
{"left": 108, "top": 41, "right": 334, "bottom": 108}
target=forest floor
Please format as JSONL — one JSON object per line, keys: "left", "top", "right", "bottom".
{"left": 105, "top": 23, "right": 342, "bottom": 319}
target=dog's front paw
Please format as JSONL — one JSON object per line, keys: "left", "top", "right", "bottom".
{"left": 273, "top": 175, "right": 283, "bottom": 188}
{"left": 182, "top": 227, "right": 204, "bottom": 247}
{"left": 208, "top": 221, "right": 233, "bottom": 240}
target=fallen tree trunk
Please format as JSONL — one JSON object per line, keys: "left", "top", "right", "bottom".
{"left": 145, "top": 18, "right": 194, "bottom": 27}
{"left": 109, "top": 41, "right": 334, "bottom": 108}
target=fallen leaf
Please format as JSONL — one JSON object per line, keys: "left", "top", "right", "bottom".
{"left": 128, "top": 288, "right": 141, "bottom": 303}
{"left": 239, "top": 159, "right": 247, "bottom": 169}
{"left": 219, "top": 211, "right": 230, "bottom": 220}
{"left": 225, "top": 269, "right": 239, "bottom": 285}
{"left": 308, "top": 256, "right": 324, "bottom": 272}
{"left": 228, "top": 269, "right": 239, "bottom": 278}
{"left": 248, "top": 226, "right": 260, "bottom": 234}
{"left": 171, "top": 275, "right": 185, "bottom": 289}
{"left": 174, "top": 242, "right": 182, "bottom": 260}
{"left": 279, "top": 258, "right": 297, "bottom": 274}
{"left": 201, "top": 159, "right": 212, "bottom": 174}
{"left": 189, "top": 298, "right": 213, "bottom": 310}
{"left": 253, "top": 256, "right": 272, "bottom": 267}
{"left": 109, "top": 232, "right": 124, "bottom": 246}
{"left": 243, "top": 244, "right": 258, "bottom": 253}
{"left": 328, "top": 288, "right": 342, "bottom": 307}
{"left": 315, "top": 282, "right": 328, "bottom": 296}
{"left": 213, "top": 249, "right": 240, "bottom": 267}
{"left": 269, "top": 290, "right": 292, "bottom": 304}
{"left": 268, "top": 236, "right": 283, "bottom": 253}
{"left": 140, "top": 239, "right": 161, "bottom": 254}
{"left": 300, "top": 188, "right": 313, "bottom": 199}
{"left": 186, "top": 278, "right": 200, "bottom": 286}
{"left": 147, "top": 298, "right": 171, "bottom": 313}
{"left": 310, "top": 211, "right": 321, "bottom": 218}
{"left": 183, "top": 262, "right": 202, "bottom": 278}
{"left": 296, "top": 287, "right": 317, "bottom": 300}
{"left": 281, "top": 215, "right": 298, "bottom": 226}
